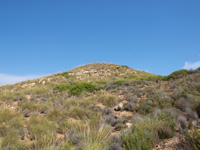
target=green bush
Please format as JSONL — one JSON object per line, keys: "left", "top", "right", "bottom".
{"left": 138, "top": 101, "right": 153, "bottom": 114}
{"left": 55, "top": 82, "right": 98, "bottom": 96}
{"left": 57, "top": 72, "right": 72, "bottom": 79}
{"left": 166, "top": 69, "right": 190, "bottom": 80}
{"left": 112, "top": 80, "right": 125, "bottom": 86}
{"left": 157, "top": 112, "right": 176, "bottom": 139}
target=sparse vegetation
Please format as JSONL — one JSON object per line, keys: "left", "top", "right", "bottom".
{"left": 0, "top": 63, "right": 200, "bottom": 149}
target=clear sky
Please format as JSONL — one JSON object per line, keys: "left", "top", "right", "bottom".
{"left": 0, "top": 0, "right": 200, "bottom": 85}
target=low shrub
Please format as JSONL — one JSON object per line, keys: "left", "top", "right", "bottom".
{"left": 178, "top": 115, "right": 188, "bottom": 132}
{"left": 123, "top": 102, "right": 136, "bottom": 112}
{"left": 108, "top": 143, "right": 122, "bottom": 150}
{"left": 55, "top": 82, "right": 99, "bottom": 96}
{"left": 111, "top": 118, "right": 124, "bottom": 127}
{"left": 166, "top": 69, "right": 191, "bottom": 80}
{"left": 102, "top": 108, "right": 114, "bottom": 116}
{"left": 112, "top": 80, "right": 125, "bottom": 86}
{"left": 177, "top": 97, "right": 188, "bottom": 112}
{"left": 57, "top": 72, "right": 72, "bottom": 79}
{"left": 138, "top": 101, "right": 153, "bottom": 114}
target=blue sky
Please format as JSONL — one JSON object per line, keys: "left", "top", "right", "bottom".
{"left": 0, "top": 0, "right": 200, "bottom": 85}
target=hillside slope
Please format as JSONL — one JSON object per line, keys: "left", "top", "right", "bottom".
{"left": 0, "top": 63, "right": 200, "bottom": 150}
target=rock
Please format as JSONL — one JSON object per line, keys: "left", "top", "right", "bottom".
{"left": 126, "top": 122, "right": 132, "bottom": 128}
{"left": 23, "top": 108, "right": 30, "bottom": 117}
{"left": 83, "top": 71, "right": 90, "bottom": 74}
{"left": 68, "top": 73, "right": 74, "bottom": 76}
{"left": 114, "top": 103, "right": 123, "bottom": 111}
{"left": 76, "top": 72, "right": 82, "bottom": 76}
{"left": 29, "top": 83, "right": 35, "bottom": 87}
{"left": 76, "top": 76, "right": 82, "bottom": 80}
{"left": 21, "top": 84, "right": 28, "bottom": 88}
{"left": 42, "top": 81, "right": 46, "bottom": 85}
{"left": 31, "top": 111, "right": 39, "bottom": 117}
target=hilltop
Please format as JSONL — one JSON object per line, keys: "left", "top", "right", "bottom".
{"left": 0, "top": 63, "right": 200, "bottom": 150}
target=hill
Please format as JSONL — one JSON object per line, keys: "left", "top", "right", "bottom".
{"left": 0, "top": 63, "right": 200, "bottom": 150}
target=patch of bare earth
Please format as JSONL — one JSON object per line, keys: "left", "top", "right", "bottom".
{"left": 153, "top": 134, "right": 194, "bottom": 150}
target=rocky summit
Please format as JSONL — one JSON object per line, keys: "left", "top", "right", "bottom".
{"left": 0, "top": 63, "right": 200, "bottom": 150}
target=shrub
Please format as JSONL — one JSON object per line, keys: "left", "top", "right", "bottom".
{"left": 109, "top": 135, "right": 122, "bottom": 145}
{"left": 178, "top": 115, "right": 188, "bottom": 132}
{"left": 108, "top": 143, "right": 122, "bottom": 150}
{"left": 115, "top": 123, "right": 126, "bottom": 131}
{"left": 111, "top": 118, "right": 124, "bottom": 127}
{"left": 177, "top": 97, "right": 188, "bottom": 112}
{"left": 157, "top": 112, "right": 176, "bottom": 139}
{"left": 166, "top": 69, "right": 190, "bottom": 80}
{"left": 138, "top": 101, "right": 153, "bottom": 114}
{"left": 132, "top": 114, "right": 143, "bottom": 123}
{"left": 102, "top": 108, "right": 114, "bottom": 116}
{"left": 55, "top": 82, "right": 98, "bottom": 96}
{"left": 123, "top": 102, "right": 136, "bottom": 112}
{"left": 125, "top": 94, "right": 138, "bottom": 103}
{"left": 57, "top": 72, "right": 72, "bottom": 79}
{"left": 23, "top": 108, "right": 30, "bottom": 117}
{"left": 112, "top": 80, "right": 125, "bottom": 86}
{"left": 103, "top": 115, "right": 115, "bottom": 125}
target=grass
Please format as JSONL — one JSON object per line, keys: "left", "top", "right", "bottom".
{"left": 68, "top": 106, "right": 90, "bottom": 120}
{"left": 97, "top": 93, "right": 118, "bottom": 107}
{"left": 27, "top": 116, "right": 57, "bottom": 149}
{"left": 122, "top": 112, "right": 176, "bottom": 150}
{"left": 80, "top": 124, "right": 112, "bottom": 150}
